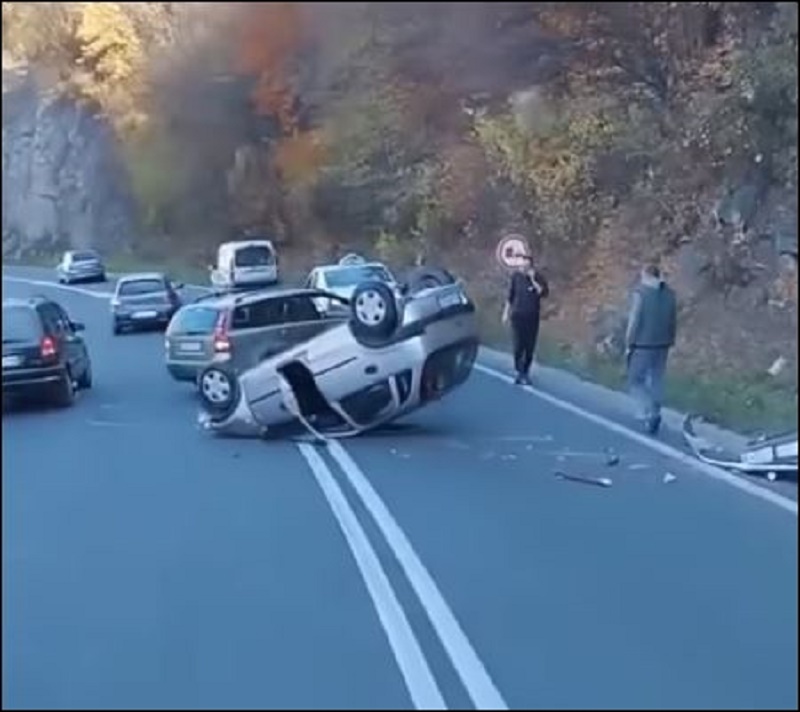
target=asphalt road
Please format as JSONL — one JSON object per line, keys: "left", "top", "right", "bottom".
{"left": 2, "top": 266, "right": 797, "bottom": 710}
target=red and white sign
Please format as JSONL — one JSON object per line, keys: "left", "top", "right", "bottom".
{"left": 495, "top": 234, "right": 531, "bottom": 269}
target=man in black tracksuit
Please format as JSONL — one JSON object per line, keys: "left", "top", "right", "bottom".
{"left": 502, "top": 256, "right": 549, "bottom": 385}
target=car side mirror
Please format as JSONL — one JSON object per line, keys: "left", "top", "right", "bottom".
{"left": 173, "top": 281, "right": 185, "bottom": 290}
{"left": 71, "top": 321, "right": 85, "bottom": 332}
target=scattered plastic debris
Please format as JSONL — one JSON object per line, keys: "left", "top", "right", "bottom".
{"left": 500, "top": 453, "right": 517, "bottom": 461}
{"left": 554, "top": 471, "right": 613, "bottom": 488}
{"left": 604, "top": 448, "right": 620, "bottom": 467}
{"left": 627, "top": 463, "right": 650, "bottom": 471}
{"left": 767, "top": 471, "right": 777, "bottom": 482}
{"left": 663, "top": 472, "right": 677, "bottom": 484}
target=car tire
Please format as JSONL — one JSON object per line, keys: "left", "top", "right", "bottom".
{"left": 198, "top": 365, "right": 240, "bottom": 419}
{"left": 98, "top": 272, "right": 107, "bottom": 283}
{"left": 53, "top": 369, "right": 75, "bottom": 408}
{"left": 403, "top": 266, "right": 456, "bottom": 294}
{"left": 77, "top": 361, "right": 93, "bottom": 390}
{"left": 349, "top": 280, "right": 400, "bottom": 343}
{"left": 112, "top": 321, "right": 123, "bottom": 336}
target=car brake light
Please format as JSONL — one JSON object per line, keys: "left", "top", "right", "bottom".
{"left": 213, "top": 311, "right": 231, "bottom": 353}
{"left": 40, "top": 336, "right": 58, "bottom": 359}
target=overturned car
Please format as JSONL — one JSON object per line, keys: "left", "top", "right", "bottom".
{"left": 197, "top": 268, "right": 478, "bottom": 439}
{"left": 683, "top": 414, "right": 798, "bottom": 480}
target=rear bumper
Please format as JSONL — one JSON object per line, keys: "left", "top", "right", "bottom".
{"left": 62, "top": 268, "right": 105, "bottom": 281}
{"left": 166, "top": 362, "right": 203, "bottom": 382}
{"left": 114, "top": 310, "right": 175, "bottom": 327}
{"left": 3, "top": 366, "right": 65, "bottom": 391}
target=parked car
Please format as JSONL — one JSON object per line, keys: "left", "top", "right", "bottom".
{"left": 2, "top": 296, "right": 92, "bottom": 408}
{"left": 305, "top": 258, "right": 398, "bottom": 316}
{"left": 56, "top": 249, "right": 106, "bottom": 284}
{"left": 165, "top": 288, "right": 349, "bottom": 385}
{"left": 209, "top": 239, "right": 279, "bottom": 292}
{"left": 197, "top": 268, "right": 478, "bottom": 439}
{"left": 111, "top": 273, "right": 184, "bottom": 335}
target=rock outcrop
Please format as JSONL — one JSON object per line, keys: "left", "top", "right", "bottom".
{"left": 2, "top": 67, "right": 136, "bottom": 258}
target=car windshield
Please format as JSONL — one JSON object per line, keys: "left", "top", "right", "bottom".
{"left": 2, "top": 306, "right": 42, "bottom": 343}
{"left": 234, "top": 245, "right": 275, "bottom": 267}
{"left": 118, "top": 279, "right": 165, "bottom": 296}
{"left": 325, "top": 265, "right": 392, "bottom": 288}
{"left": 169, "top": 306, "right": 219, "bottom": 335}
{"left": 72, "top": 251, "right": 99, "bottom": 262}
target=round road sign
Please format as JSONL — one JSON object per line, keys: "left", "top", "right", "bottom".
{"left": 495, "top": 234, "right": 531, "bottom": 269}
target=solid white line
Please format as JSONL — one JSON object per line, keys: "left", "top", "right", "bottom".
{"left": 296, "top": 443, "right": 447, "bottom": 711}
{"left": 474, "top": 364, "right": 798, "bottom": 516}
{"left": 2, "top": 276, "right": 111, "bottom": 299}
{"left": 326, "top": 440, "right": 509, "bottom": 711}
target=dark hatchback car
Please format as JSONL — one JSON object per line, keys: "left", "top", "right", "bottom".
{"left": 111, "top": 273, "right": 184, "bottom": 335}
{"left": 2, "top": 296, "right": 93, "bottom": 408}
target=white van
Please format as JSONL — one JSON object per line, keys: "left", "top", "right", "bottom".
{"left": 209, "top": 240, "right": 279, "bottom": 291}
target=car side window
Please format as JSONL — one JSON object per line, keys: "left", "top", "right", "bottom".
{"left": 284, "top": 295, "right": 321, "bottom": 323}
{"left": 233, "top": 298, "right": 286, "bottom": 329}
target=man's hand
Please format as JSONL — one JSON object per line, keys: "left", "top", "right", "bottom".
{"left": 501, "top": 305, "right": 510, "bottom": 325}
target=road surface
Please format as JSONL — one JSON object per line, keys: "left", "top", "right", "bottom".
{"left": 2, "top": 266, "right": 797, "bottom": 710}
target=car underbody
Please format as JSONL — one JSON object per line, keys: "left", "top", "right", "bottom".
{"left": 683, "top": 414, "right": 798, "bottom": 479}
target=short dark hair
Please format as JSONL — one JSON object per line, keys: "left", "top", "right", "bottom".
{"left": 643, "top": 263, "right": 661, "bottom": 278}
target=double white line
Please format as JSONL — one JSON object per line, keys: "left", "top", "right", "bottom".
{"left": 297, "top": 441, "right": 508, "bottom": 711}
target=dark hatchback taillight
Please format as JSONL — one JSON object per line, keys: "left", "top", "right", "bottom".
{"left": 40, "top": 335, "right": 58, "bottom": 361}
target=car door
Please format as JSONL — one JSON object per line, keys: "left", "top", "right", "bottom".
{"left": 281, "top": 294, "right": 343, "bottom": 345}
{"left": 47, "top": 303, "right": 87, "bottom": 377}
{"left": 228, "top": 297, "right": 289, "bottom": 372}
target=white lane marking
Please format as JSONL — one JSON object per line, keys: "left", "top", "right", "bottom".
{"left": 474, "top": 364, "right": 798, "bottom": 516}
{"left": 296, "top": 443, "right": 447, "bottom": 711}
{"left": 327, "top": 441, "right": 509, "bottom": 711}
{"left": 2, "top": 276, "right": 111, "bottom": 299}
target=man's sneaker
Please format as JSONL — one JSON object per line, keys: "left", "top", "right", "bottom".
{"left": 645, "top": 415, "right": 662, "bottom": 436}
{"left": 514, "top": 373, "right": 524, "bottom": 385}
{"left": 521, "top": 374, "right": 533, "bottom": 386}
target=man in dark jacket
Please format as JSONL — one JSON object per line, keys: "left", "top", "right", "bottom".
{"left": 625, "top": 263, "right": 678, "bottom": 435}
{"left": 502, "top": 255, "right": 549, "bottom": 385}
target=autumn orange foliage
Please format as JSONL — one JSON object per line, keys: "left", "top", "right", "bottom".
{"left": 274, "top": 130, "right": 328, "bottom": 186}
{"left": 234, "top": 2, "right": 308, "bottom": 132}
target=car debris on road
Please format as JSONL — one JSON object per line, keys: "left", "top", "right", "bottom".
{"left": 683, "top": 414, "right": 797, "bottom": 480}
{"left": 554, "top": 471, "right": 613, "bottom": 488}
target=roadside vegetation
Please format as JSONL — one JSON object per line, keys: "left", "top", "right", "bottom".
{"left": 3, "top": 2, "right": 797, "bottom": 434}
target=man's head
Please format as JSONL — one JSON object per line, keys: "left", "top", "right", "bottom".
{"left": 641, "top": 262, "right": 662, "bottom": 282}
{"left": 517, "top": 253, "right": 534, "bottom": 272}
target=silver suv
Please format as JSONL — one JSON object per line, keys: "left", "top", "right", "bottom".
{"left": 197, "top": 269, "right": 478, "bottom": 439}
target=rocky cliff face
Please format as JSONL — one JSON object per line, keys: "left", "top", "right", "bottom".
{"left": 2, "top": 67, "right": 136, "bottom": 258}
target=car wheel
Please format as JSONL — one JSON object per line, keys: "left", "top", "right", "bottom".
{"left": 112, "top": 321, "right": 123, "bottom": 336}
{"left": 403, "top": 266, "right": 456, "bottom": 294}
{"left": 77, "top": 361, "right": 93, "bottom": 390}
{"left": 198, "top": 365, "right": 240, "bottom": 418}
{"left": 98, "top": 272, "right": 107, "bottom": 283}
{"left": 349, "top": 280, "right": 399, "bottom": 342}
{"left": 53, "top": 369, "right": 75, "bottom": 408}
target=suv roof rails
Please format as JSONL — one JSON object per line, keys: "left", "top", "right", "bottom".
{"left": 192, "top": 291, "right": 223, "bottom": 304}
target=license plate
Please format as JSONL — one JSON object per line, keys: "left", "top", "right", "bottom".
{"left": 438, "top": 291, "right": 463, "bottom": 309}
{"left": 179, "top": 342, "right": 203, "bottom": 353}
{"left": 2, "top": 355, "right": 22, "bottom": 368}
{"left": 132, "top": 310, "right": 158, "bottom": 319}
